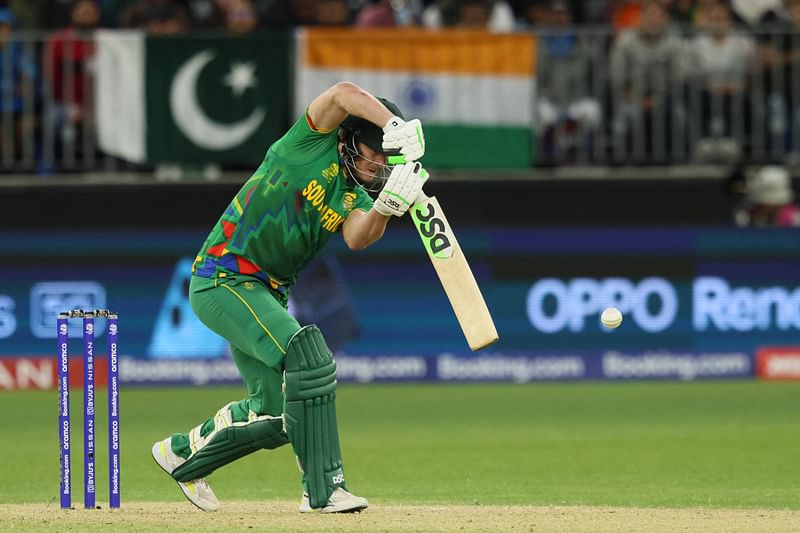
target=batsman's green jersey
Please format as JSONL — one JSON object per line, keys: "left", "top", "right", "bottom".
{"left": 192, "top": 112, "right": 374, "bottom": 289}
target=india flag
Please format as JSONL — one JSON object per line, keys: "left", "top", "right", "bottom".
{"left": 295, "top": 28, "right": 536, "bottom": 169}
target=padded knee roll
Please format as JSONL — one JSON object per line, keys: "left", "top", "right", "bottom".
{"left": 283, "top": 325, "right": 345, "bottom": 509}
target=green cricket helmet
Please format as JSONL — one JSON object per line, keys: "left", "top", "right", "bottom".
{"left": 339, "top": 97, "right": 404, "bottom": 192}
{"left": 340, "top": 97, "right": 404, "bottom": 154}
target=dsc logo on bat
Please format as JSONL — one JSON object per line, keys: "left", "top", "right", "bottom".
{"left": 413, "top": 202, "right": 454, "bottom": 259}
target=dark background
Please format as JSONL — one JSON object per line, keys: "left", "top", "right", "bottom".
{"left": 6, "top": 177, "right": 738, "bottom": 229}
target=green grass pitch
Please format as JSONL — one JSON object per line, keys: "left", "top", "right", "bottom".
{"left": 2, "top": 381, "right": 798, "bottom": 509}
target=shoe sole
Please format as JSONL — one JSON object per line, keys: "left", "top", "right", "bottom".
{"left": 151, "top": 442, "right": 218, "bottom": 512}
{"left": 300, "top": 506, "right": 368, "bottom": 514}
{"left": 300, "top": 501, "right": 369, "bottom": 513}
{"left": 323, "top": 503, "right": 368, "bottom": 514}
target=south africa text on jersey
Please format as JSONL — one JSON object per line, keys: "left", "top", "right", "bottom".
{"left": 302, "top": 179, "right": 346, "bottom": 232}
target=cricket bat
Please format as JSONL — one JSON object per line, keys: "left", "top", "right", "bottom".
{"left": 410, "top": 194, "right": 499, "bottom": 351}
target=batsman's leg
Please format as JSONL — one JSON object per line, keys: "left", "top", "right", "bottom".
{"left": 157, "top": 274, "right": 366, "bottom": 513}
{"left": 284, "top": 325, "right": 367, "bottom": 513}
{"left": 169, "top": 401, "right": 288, "bottom": 482}
{"left": 151, "top": 275, "right": 293, "bottom": 510}
{"left": 152, "top": 352, "right": 289, "bottom": 511}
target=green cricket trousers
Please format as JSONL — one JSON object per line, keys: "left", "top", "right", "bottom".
{"left": 169, "top": 274, "right": 300, "bottom": 460}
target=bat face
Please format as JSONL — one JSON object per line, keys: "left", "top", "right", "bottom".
{"left": 411, "top": 196, "right": 499, "bottom": 351}
{"left": 411, "top": 200, "right": 456, "bottom": 259}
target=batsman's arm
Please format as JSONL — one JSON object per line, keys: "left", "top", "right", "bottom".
{"left": 342, "top": 162, "right": 430, "bottom": 250}
{"left": 341, "top": 208, "right": 390, "bottom": 251}
{"left": 307, "top": 82, "right": 394, "bottom": 132}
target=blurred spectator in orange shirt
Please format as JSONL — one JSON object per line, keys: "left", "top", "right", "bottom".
{"left": 611, "top": 0, "right": 643, "bottom": 31}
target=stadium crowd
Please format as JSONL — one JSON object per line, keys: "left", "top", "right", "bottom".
{"left": 0, "top": 0, "right": 797, "bottom": 32}
{"left": 2, "top": 0, "right": 800, "bottom": 202}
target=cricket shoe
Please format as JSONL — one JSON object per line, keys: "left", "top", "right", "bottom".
{"left": 299, "top": 488, "right": 369, "bottom": 513}
{"left": 151, "top": 437, "right": 220, "bottom": 512}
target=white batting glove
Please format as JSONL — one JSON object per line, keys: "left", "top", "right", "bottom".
{"left": 382, "top": 116, "right": 425, "bottom": 163}
{"left": 373, "top": 162, "right": 430, "bottom": 217}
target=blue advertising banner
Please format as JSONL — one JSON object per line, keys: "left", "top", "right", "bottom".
{"left": 1, "top": 226, "right": 798, "bottom": 386}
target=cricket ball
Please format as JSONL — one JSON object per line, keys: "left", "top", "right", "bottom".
{"left": 601, "top": 307, "right": 623, "bottom": 329}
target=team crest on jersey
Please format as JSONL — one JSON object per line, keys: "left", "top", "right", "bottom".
{"left": 321, "top": 162, "right": 339, "bottom": 183}
{"left": 343, "top": 192, "right": 356, "bottom": 212}
{"left": 243, "top": 282, "right": 256, "bottom": 291}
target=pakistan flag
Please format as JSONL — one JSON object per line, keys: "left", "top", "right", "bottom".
{"left": 95, "top": 30, "right": 291, "bottom": 165}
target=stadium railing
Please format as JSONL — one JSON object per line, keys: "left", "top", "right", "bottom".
{"left": 0, "top": 27, "right": 798, "bottom": 174}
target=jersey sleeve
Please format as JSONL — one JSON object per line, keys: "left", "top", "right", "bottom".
{"left": 352, "top": 185, "right": 374, "bottom": 212}
{"left": 269, "top": 110, "right": 338, "bottom": 165}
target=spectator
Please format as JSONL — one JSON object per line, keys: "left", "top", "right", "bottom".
{"left": 691, "top": 0, "right": 721, "bottom": 32}
{"left": 554, "top": 0, "right": 590, "bottom": 24}
{"left": 535, "top": 0, "right": 603, "bottom": 161}
{"left": 223, "top": 0, "right": 258, "bottom": 33}
{"left": 787, "top": 0, "right": 800, "bottom": 24}
{"left": 253, "top": 0, "right": 297, "bottom": 27}
{"left": 516, "top": 0, "right": 549, "bottom": 28}
{"left": 355, "top": 0, "right": 397, "bottom": 27}
{"left": 730, "top": 0, "right": 785, "bottom": 27}
{"left": 391, "top": 0, "right": 422, "bottom": 26}
{"left": 734, "top": 166, "right": 800, "bottom": 227}
{"left": 184, "top": 0, "right": 227, "bottom": 28}
{"left": 316, "top": 0, "right": 350, "bottom": 25}
{"left": 749, "top": 0, "right": 800, "bottom": 158}
{"left": 288, "top": 0, "right": 319, "bottom": 25}
{"left": 611, "top": 0, "right": 643, "bottom": 31}
{"left": 569, "top": 0, "right": 610, "bottom": 24}
{"left": 0, "top": 7, "right": 40, "bottom": 167}
{"left": 517, "top": 0, "right": 590, "bottom": 27}
{"left": 609, "top": 1, "right": 688, "bottom": 161}
{"left": 422, "top": 0, "right": 515, "bottom": 32}
{"left": 781, "top": 0, "right": 800, "bottom": 155}
{"left": 667, "top": 0, "right": 695, "bottom": 25}
{"left": 253, "top": 0, "right": 331, "bottom": 26}
{"left": 421, "top": 0, "right": 457, "bottom": 27}
{"left": 456, "top": 0, "right": 493, "bottom": 27}
{"left": 37, "top": 0, "right": 79, "bottom": 29}
{"left": 6, "top": 0, "right": 38, "bottom": 28}
{"left": 689, "top": 2, "right": 754, "bottom": 140}
{"left": 121, "top": 0, "right": 190, "bottom": 33}
{"left": 44, "top": 0, "right": 101, "bottom": 166}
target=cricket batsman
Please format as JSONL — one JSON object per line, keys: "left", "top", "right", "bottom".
{"left": 151, "top": 82, "right": 428, "bottom": 513}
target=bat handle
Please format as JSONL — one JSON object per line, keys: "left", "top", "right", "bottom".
{"left": 414, "top": 190, "right": 429, "bottom": 205}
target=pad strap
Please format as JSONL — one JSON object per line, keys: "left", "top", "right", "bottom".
{"left": 283, "top": 325, "right": 345, "bottom": 509}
